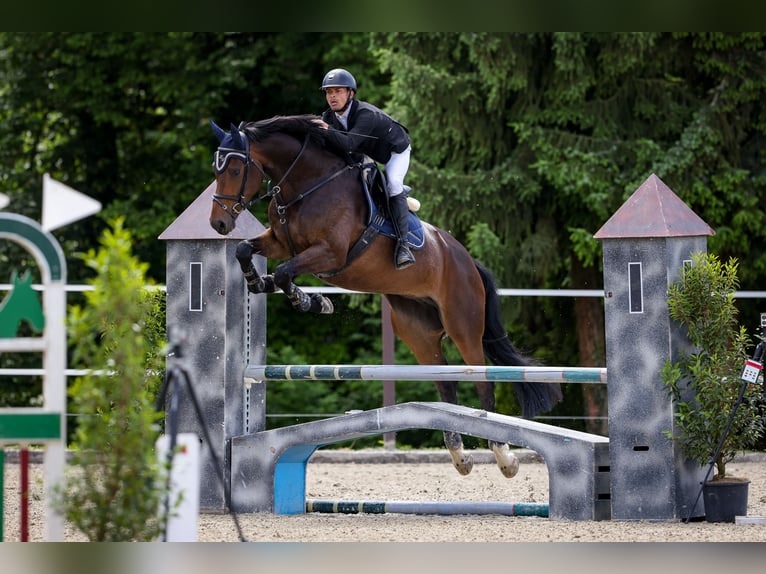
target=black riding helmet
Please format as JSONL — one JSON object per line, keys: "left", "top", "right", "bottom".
{"left": 320, "top": 68, "right": 357, "bottom": 92}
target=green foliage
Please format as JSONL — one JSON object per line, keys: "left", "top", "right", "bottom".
{"left": 4, "top": 33, "right": 766, "bottom": 434}
{"left": 661, "top": 252, "right": 765, "bottom": 479}
{"left": 373, "top": 32, "right": 766, "bottom": 428}
{"left": 56, "top": 218, "right": 168, "bottom": 541}
{"left": 0, "top": 32, "right": 359, "bottom": 283}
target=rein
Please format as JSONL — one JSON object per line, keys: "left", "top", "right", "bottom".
{"left": 213, "top": 132, "right": 354, "bottom": 226}
{"left": 273, "top": 162, "right": 356, "bottom": 224}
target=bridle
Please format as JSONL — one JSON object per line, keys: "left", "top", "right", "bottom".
{"left": 212, "top": 130, "right": 356, "bottom": 226}
{"left": 211, "top": 131, "right": 270, "bottom": 220}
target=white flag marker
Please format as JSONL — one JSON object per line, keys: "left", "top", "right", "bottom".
{"left": 42, "top": 173, "right": 102, "bottom": 231}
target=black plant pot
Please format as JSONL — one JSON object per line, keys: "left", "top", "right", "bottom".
{"left": 702, "top": 480, "right": 750, "bottom": 523}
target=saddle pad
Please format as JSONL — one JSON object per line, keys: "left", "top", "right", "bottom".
{"left": 370, "top": 204, "right": 425, "bottom": 250}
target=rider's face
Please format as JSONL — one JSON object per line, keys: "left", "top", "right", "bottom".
{"left": 325, "top": 87, "right": 352, "bottom": 112}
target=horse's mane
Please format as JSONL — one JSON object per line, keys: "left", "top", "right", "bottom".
{"left": 242, "top": 114, "right": 325, "bottom": 147}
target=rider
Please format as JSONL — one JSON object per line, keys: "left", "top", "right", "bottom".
{"left": 313, "top": 68, "right": 415, "bottom": 270}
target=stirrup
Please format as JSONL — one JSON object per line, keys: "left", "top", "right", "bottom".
{"left": 395, "top": 244, "right": 415, "bottom": 269}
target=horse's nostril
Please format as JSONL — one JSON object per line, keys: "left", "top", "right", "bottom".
{"left": 210, "top": 219, "right": 225, "bottom": 235}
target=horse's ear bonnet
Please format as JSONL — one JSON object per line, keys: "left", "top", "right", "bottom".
{"left": 211, "top": 120, "right": 227, "bottom": 144}
{"left": 230, "top": 123, "right": 246, "bottom": 151}
{"left": 211, "top": 120, "right": 250, "bottom": 174}
{"left": 210, "top": 120, "right": 247, "bottom": 151}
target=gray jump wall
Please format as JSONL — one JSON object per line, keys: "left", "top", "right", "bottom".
{"left": 162, "top": 173, "right": 716, "bottom": 521}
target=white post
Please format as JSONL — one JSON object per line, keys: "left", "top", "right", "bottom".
{"left": 156, "top": 433, "right": 200, "bottom": 542}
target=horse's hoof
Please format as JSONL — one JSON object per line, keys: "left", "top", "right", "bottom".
{"left": 319, "top": 296, "right": 334, "bottom": 314}
{"left": 448, "top": 450, "right": 474, "bottom": 476}
{"left": 310, "top": 294, "right": 334, "bottom": 314}
{"left": 498, "top": 456, "right": 520, "bottom": 478}
{"left": 491, "top": 442, "right": 519, "bottom": 478}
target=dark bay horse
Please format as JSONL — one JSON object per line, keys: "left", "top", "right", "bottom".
{"left": 209, "top": 115, "right": 562, "bottom": 477}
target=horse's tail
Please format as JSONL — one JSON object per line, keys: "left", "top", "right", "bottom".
{"left": 475, "top": 261, "right": 563, "bottom": 419}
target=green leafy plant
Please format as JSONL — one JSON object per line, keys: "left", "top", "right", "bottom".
{"left": 55, "top": 218, "right": 169, "bottom": 540}
{"left": 662, "top": 251, "right": 765, "bottom": 481}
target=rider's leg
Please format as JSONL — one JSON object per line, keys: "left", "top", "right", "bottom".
{"left": 386, "top": 146, "right": 415, "bottom": 269}
{"left": 389, "top": 193, "right": 415, "bottom": 269}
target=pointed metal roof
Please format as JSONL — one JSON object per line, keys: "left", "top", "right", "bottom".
{"left": 594, "top": 173, "right": 715, "bottom": 240}
{"left": 158, "top": 181, "right": 265, "bottom": 241}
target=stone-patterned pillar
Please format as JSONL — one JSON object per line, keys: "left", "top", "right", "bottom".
{"left": 594, "top": 174, "right": 713, "bottom": 520}
{"left": 159, "top": 182, "right": 266, "bottom": 511}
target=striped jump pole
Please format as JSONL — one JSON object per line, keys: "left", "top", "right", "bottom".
{"left": 306, "top": 499, "right": 549, "bottom": 517}
{"left": 245, "top": 364, "right": 606, "bottom": 385}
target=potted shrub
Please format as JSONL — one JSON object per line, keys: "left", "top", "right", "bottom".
{"left": 661, "top": 251, "right": 765, "bottom": 522}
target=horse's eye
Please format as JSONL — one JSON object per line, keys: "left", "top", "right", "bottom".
{"left": 229, "top": 167, "right": 241, "bottom": 177}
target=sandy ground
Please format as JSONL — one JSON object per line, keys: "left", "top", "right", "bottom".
{"left": 3, "top": 450, "right": 766, "bottom": 543}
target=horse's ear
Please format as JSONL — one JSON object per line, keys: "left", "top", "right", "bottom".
{"left": 210, "top": 120, "right": 227, "bottom": 144}
{"left": 230, "top": 123, "right": 245, "bottom": 150}
{"left": 13, "top": 270, "right": 31, "bottom": 286}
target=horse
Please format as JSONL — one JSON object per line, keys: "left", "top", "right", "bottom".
{"left": 208, "top": 115, "right": 562, "bottom": 478}
{"left": 0, "top": 270, "right": 45, "bottom": 338}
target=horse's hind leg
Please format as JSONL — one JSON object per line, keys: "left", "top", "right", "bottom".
{"left": 386, "top": 295, "right": 473, "bottom": 476}
{"left": 441, "top": 412, "right": 474, "bottom": 475}
{"left": 439, "top": 274, "right": 520, "bottom": 478}
{"left": 489, "top": 441, "right": 519, "bottom": 478}
{"left": 434, "top": 381, "right": 474, "bottom": 475}
{"left": 471, "top": 380, "right": 519, "bottom": 478}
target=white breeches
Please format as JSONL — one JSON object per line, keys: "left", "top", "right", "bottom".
{"left": 384, "top": 145, "right": 411, "bottom": 197}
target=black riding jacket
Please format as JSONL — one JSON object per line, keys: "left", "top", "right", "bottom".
{"left": 320, "top": 99, "right": 410, "bottom": 164}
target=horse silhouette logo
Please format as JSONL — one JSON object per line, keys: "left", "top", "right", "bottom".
{"left": 0, "top": 270, "right": 45, "bottom": 338}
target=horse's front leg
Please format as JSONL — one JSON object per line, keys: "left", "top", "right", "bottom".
{"left": 272, "top": 259, "right": 334, "bottom": 314}
{"left": 236, "top": 240, "right": 276, "bottom": 294}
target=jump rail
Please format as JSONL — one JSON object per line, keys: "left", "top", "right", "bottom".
{"left": 305, "top": 499, "right": 550, "bottom": 517}
{"left": 244, "top": 364, "right": 607, "bottom": 385}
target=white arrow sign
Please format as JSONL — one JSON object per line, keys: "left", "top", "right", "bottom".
{"left": 42, "top": 173, "right": 102, "bottom": 231}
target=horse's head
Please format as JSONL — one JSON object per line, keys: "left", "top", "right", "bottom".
{"left": 209, "top": 120, "right": 268, "bottom": 235}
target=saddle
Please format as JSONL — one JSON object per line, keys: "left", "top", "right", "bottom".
{"left": 317, "top": 163, "right": 424, "bottom": 278}
{"left": 359, "top": 163, "right": 425, "bottom": 249}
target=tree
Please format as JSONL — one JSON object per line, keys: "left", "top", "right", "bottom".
{"left": 0, "top": 32, "right": 359, "bottom": 282}
{"left": 0, "top": 31, "right": 398, "bottom": 436}
{"left": 373, "top": 32, "right": 766, "bottom": 429}
{"left": 4, "top": 33, "right": 766, "bottom": 431}
{"left": 57, "top": 219, "right": 167, "bottom": 541}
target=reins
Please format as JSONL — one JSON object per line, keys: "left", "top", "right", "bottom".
{"left": 273, "top": 162, "right": 356, "bottom": 223}
{"left": 213, "top": 131, "right": 356, "bottom": 226}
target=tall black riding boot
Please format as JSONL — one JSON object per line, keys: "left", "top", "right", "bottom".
{"left": 389, "top": 193, "right": 416, "bottom": 269}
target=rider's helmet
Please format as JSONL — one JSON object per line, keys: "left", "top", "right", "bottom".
{"left": 320, "top": 68, "right": 357, "bottom": 92}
